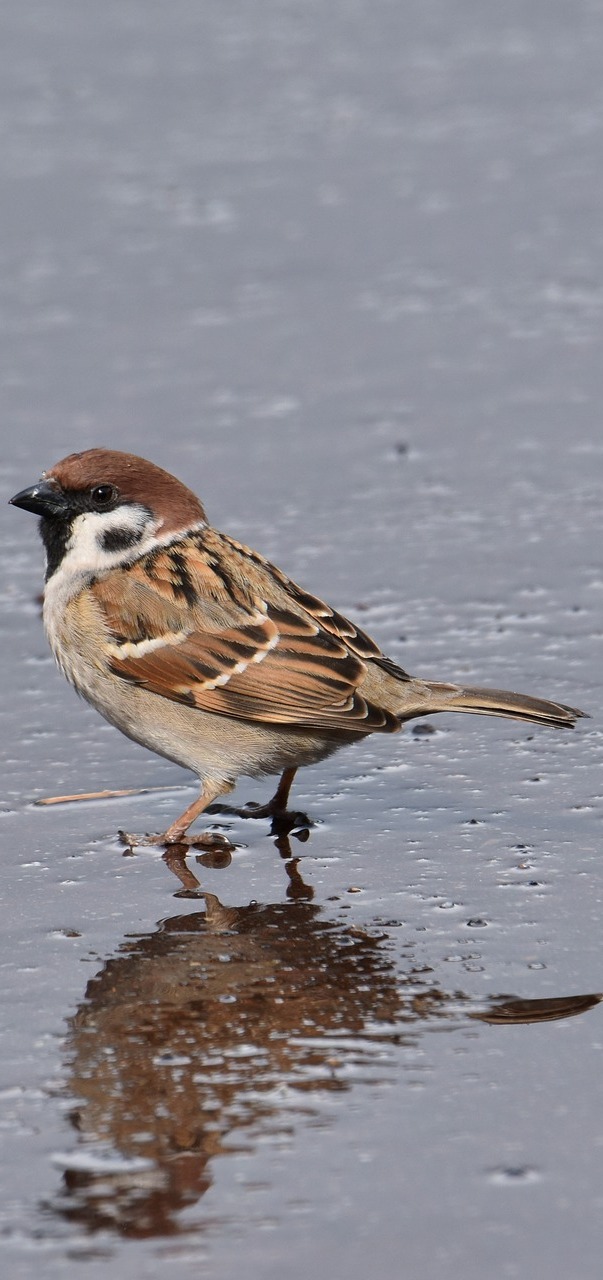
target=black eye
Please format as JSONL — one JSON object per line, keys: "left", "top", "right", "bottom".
{"left": 90, "top": 483, "right": 118, "bottom": 509}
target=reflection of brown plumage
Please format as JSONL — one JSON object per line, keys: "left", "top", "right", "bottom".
{"left": 57, "top": 894, "right": 402, "bottom": 1238}
{"left": 51, "top": 888, "right": 601, "bottom": 1240}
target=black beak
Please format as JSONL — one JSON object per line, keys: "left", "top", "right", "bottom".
{"left": 9, "top": 479, "right": 70, "bottom": 518}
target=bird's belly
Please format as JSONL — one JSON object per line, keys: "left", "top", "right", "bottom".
{"left": 92, "top": 681, "right": 350, "bottom": 782}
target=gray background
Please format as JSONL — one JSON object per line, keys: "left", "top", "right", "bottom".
{"left": 1, "top": 2, "right": 603, "bottom": 1277}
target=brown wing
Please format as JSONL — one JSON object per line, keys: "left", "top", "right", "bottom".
{"left": 91, "top": 534, "right": 400, "bottom": 733}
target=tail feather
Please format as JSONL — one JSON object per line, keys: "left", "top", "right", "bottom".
{"left": 403, "top": 681, "right": 586, "bottom": 730}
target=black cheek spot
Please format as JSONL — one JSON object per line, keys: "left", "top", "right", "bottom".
{"left": 101, "top": 527, "right": 142, "bottom": 554}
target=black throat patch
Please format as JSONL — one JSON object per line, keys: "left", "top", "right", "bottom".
{"left": 40, "top": 517, "right": 72, "bottom": 581}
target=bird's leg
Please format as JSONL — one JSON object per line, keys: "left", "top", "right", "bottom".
{"left": 163, "top": 779, "right": 235, "bottom": 843}
{"left": 241, "top": 767, "right": 298, "bottom": 819}
{"left": 162, "top": 846, "right": 203, "bottom": 895}
{"left": 264, "top": 767, "right": 298, "bottom": 814}
{"left": 119, "top": 778, "right": 235, "bottom": 849}
{"left": 192, "top": 768, "right": 316, "bottom": 839}
{"left": 237, "top": 767, "right": 314, "bottom": 835}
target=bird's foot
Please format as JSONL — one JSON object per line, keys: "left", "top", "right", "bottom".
{"left": 118, "top": 828, "right": 234, "bottom": 852}
{"left": 207, "top": 801, "right": 313, "bottom": 837}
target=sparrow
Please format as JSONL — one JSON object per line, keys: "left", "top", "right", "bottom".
{"left": 10, "top": 448, "right": 586, "bottom": 847}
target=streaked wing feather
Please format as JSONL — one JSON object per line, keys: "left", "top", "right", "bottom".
{"left": 94, "top": 531, "right": 401, "bottom": 733}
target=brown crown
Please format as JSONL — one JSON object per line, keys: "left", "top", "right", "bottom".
{"left": 45, "top": 448, "right": 207, "bottom": 534}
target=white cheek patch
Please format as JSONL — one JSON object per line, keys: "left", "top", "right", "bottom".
{"left": 59, "top": 507, "right": 159, "bottom": 576}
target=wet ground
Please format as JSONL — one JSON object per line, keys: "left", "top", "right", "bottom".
{"left": 2, "top": 2, "right": 603, "bottom": 1277}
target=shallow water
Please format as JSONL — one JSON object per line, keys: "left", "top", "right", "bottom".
{"left": 2, "top": 3, "right": 603, "bottom": 1277}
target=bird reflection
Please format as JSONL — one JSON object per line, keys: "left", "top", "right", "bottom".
{"left": 48, "top": 881, "right": 602, "bottom": 1241}
{"left": 162, "top": 824, "right": 313, "bottom": 899}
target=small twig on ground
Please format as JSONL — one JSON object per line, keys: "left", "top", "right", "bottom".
{"left": 35, "top": 784, "right": 188, "bottom": 806}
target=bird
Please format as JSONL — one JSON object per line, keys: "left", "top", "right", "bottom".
{"left": 10, "top": 448, "right": 585, "bottom": 848}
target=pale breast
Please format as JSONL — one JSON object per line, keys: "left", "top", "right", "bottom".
{"left": 43, "top": 574, "right": 109, "bottom": 694}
